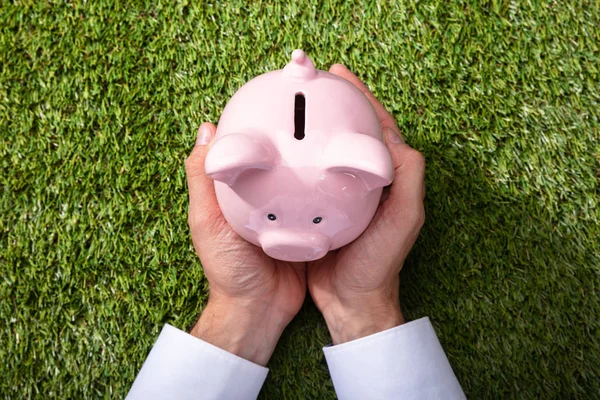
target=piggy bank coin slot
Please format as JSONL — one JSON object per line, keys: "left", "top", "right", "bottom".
{"left": 294, "top": 93, "right": 306, "bottom": 140}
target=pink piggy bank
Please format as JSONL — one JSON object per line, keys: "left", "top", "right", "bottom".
{"left": 205, "top": 50, "right": 393, "bottom": 262}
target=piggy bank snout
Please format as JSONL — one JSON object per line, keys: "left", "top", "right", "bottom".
{"left": 260, "top": 230, "right": 330, "bottom": 262}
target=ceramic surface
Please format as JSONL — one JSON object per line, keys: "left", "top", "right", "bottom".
{"left": 205, "top": 50, "right": 393, "bottom": 262}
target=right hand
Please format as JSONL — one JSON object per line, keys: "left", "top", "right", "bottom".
{"left": 307, "top": 64, "right": 426, "bottom": 344}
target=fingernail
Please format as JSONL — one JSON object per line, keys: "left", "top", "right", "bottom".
{"left": 385, "top": 127, "right": 404, "bottom": 144}
{"left": 196, "top": 124, "right": 214, "bottom": 146}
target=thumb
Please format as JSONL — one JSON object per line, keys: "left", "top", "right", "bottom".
{"left": 185, "top": 122, "right": 220, "bottom": 227}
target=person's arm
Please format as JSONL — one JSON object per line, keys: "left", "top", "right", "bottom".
{"left": 126, "top": 323, "right": 267, "bottom": 400}
{"left": 323, "top": 318, "right": 464, "bottom": 400}
{"left": 308, "top": 64, "right": 465, "bottom": 399}
{"left": 127, "top": 122, "right": 307, "bottom": 399}
{"left": 126, "top": 299, "right": 284, "bottom": 400}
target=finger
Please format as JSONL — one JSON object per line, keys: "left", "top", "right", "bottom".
{"left": 383, "top": 131, "right": 426, "bottom": 221}
{"left": 329, "top": 64, "right": 401, "bottom": 137}
{"left": 382, "top": 125, "right": 405, "bottom": 146}
{"left": 186, "top": 122, "right": 219, "bottom": 225}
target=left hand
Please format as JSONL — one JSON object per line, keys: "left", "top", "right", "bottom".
{"left": 185, "top": 122, "right": 307, "bottom": 366}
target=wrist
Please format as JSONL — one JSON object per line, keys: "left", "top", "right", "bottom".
{"left": 190, "top": 297, "right": 288, "bottom": 366}
{"left": 322, "top": 294, "right": 405, "bottom": 345}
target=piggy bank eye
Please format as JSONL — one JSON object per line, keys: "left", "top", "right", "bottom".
{"left": 267, "top": 214, "right": 277, "bottom": 221}
{"left": 312, "top": 216, "right": 322, "bottom": 224}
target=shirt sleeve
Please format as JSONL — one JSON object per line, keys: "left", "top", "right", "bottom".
{"left": 126, "top": 324, "right": 269, "bottom": 400}
{"left": 323, "top": 317, "right": 465, "bottom": 400}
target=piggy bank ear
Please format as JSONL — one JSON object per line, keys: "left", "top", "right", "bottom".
{"left": 322, "top": 133, "right": 394, "bottom": 191}
{"left": 205, "top": 133, "right": 276, "bottom": 186}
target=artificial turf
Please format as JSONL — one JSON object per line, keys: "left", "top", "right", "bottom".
{"left": 1, "top": 0, "right": 599, "bottom": 398}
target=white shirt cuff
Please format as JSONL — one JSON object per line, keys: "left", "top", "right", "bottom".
{"left": 323, "top": 317, "right": 465, "bottom": 400}
{"left": 127, "top": 324, "right": 268, "bottom": 400}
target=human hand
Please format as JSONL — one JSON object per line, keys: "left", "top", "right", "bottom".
{"left": 308, "top": 65, "right": 426, "bottom": 344}
{"left": 185, "top": 123, "right": 306, "bottom": 366}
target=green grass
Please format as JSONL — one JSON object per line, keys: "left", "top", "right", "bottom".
{"left": 1, "top": 0, "right": 599, "bottom": 398}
